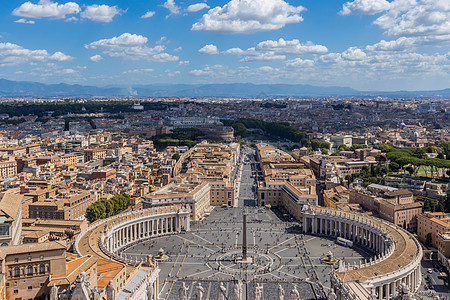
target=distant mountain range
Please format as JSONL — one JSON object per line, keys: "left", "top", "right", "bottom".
{"left": 0, "top": 78, "right": 449, "bottom": 98}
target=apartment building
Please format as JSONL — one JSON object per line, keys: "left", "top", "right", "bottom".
{"left": 28, "top": 190, "right": 98, "bottom": 220}
{"left": 0, "top": 241, "right": 66, "bottom": 300}
{"left": 143, "top": 181, "right": 211, "bottom": 220}
{"left": 324, "top": 185, "right": 350, "bottom": 209}
{"left": 350, "top": 186, "right": 422, "bottom": 231}
{"left": 83, "top": 148, "right": 107, "bottom": 162}
{"left": 417, "top": 212, "right": 450, "bottom": 249}
{"left": 0, "top": 161, "right": 17, "bottom": 179}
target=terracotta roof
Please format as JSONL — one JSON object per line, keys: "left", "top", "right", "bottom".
{"left": 0, "top": 193, "right": 23, "bottom": 221}
{"left": 0, "top": 241, "right": 66, "bottom": 256}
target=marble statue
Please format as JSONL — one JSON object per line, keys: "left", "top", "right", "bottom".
{"left": 278, "top": 284, "right": 285, "bottom": 300}
{"left": 106, "top": 280, "right": 115, "bottom": 300}
{"left": 327, "top": 290, "right": 337, "bottom": 300}
{"left": 50, "top": 284, "right": 59, "bottom": 300}
{"left": 217, "top": 282, "right": 226, "bottom": 300}
{"left": 195, "top": 283, "right": 204, "bottom": 300}
{"left": 290, "top": 286, "right": 300, "bottom": 300}
{"left": 93, "top": 291, "right": 102, "bottom": 300}
{"left": 254, "top": 283, "right": 263, "bottom": 300}
{"left": 233, "top": 281, "right": 243, "bottom": 300}
{"left": 147, "top": 282, "right": 154, "bottom": 300}
{"left": 179, "top": 282, "right": 188, "bottom": 300}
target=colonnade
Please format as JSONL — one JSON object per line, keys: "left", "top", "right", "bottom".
{"left": 99, "top": 209, "right": 190, "bottom": 256}
{"left": 301, "top": 205, "right": 422, "bottom": 300}
{"left": 303, "top": 209, "right": 391, "bottom": 256}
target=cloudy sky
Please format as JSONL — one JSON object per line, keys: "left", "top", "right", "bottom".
{"left": 1, "top": 0, "right": 450, "bottom": 91}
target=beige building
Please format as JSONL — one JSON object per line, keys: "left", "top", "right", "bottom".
{"left": 324, "top": 185, "right": 350, "bottom": 209}
{"left": 417, "top": 212, "right": 450, "bottom": 248}
{"left": 0, "top": 161, "right": 17, "bottom": 179}
{"left": 350, "top": 186, "right": 422, "bottom": 231}
{"left": 210, "top": 181, "right": 235, "bottom": 207}
{"left": 0, "top": 241, "right": 66, "bottom": 300}
{"left": 0, "top": 193, "right": 23, "bottom": 247}
{"left": 83, "top": 148, "right": 107, "bottom": 162}
{"left": 143, "top": 181, "right": 212, "bottom": 220}
{"left": 28, "top": 190, "right": 97, "bottom": 220}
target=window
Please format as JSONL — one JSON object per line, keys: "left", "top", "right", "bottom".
{"left": 27, "top": 265, "right": 33, "bottom": 275}
{"left": 40, "top": 255, "right": 44, "bottom": 260}
{"left": 39, "top": 264, "right": 45, "bottom": 274}
{"left": 28, "top": 286, "right": 32, "bottom": 290}
{"left": 27, "top": 256, "right": 31, "bottom": 262}
{"left": 14, "top": 267, "right": 20, "bottom": 277}
{"left": 14, "top": 258, "right": 18, "bottom": 263}
{"left": 13, "top": 290, "right": 18, "bottom": 294}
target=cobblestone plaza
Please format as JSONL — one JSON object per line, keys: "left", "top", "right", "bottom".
{"left": 122, "top": 207, "right": 374, "bottom": 299}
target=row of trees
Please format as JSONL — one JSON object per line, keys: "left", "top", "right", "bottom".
{"left": 344, "top": 165, "right": 389, "bottom": 187}
{"left": 223, "top": 118, "right": 309, "bottom": 146}
{"left": 85, "top": 194, "right": 131, "bottom": 223}
{"left": 0, "top": 100, "right": 168, "bottom": 118}
{"left": 151, "top": 128, "right": 205, "bottom": 148}
{"left": 379, "top": 145, "right": 450, "bottom": 178}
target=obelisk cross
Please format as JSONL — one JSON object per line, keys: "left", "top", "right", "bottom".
{"left": 243, "top": 212, "right": 247, "bottom": 260}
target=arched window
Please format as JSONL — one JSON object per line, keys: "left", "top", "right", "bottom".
{"left": 14, "top": 267, "right": 20, "bottom": 277}
{"left": 27, "top": 265, "right": 33, "bottom": 275}
{"left": 39, "top": 264, "right": 45, "bottom": 274}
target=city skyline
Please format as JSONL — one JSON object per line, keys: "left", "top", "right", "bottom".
{"left": 1, "top": 0, "right": 450, "bottom": 92}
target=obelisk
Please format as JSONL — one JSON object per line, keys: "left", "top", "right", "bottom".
{"left": 243, "top": 212, "right": 247, "bottom": 260}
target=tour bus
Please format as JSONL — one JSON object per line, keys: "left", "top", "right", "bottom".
{"left": 336, "top": 237, "right": 353, "bottom": 247}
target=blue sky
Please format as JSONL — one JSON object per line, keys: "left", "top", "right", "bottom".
{"left": 1, "top": 0, "right": 450, "bottom": 91}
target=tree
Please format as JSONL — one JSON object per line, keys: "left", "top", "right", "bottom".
{"left": 441, "top": 141, "right": 450, "bottom": 160}
{"left": 232, "top": 122, "right": 248, "bottom": 137}
{"left": 351, "top": 144, "right": 365, "bottom": 151}
{"left": 405, "top": 166, "right": 415, "bottom": 175}
{"left": 85, "top": 194, "right": 131, "bottom": 223}
{"left": 389, "top": 162, "right": 400, "bottom": 172}
{"left": 172, "top": 153, "right": 180, "bottom": 161}
{"left": 321, "top": 148, "right": 329, "bottom": 155}
{"left": 338, "top": 144, "right": 349, "bottom": 151}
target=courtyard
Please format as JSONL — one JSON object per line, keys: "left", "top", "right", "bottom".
{"left": 122, "top": 206, "right": 374, "bottom": 299}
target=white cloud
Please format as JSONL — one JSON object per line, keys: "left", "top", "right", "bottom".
{"left": 141, "top": 11, "right": 155, "bottom": 18}
{"left": 366, "top": 37, "right": 415, "bottom": 51}
{"left": 123, "top": 68, "right": 154, "bottom": 74}
{"left": 81, "top": 5, "right": 123, "bottom": 23}
{"left": 198, "top": 44, "right": 219, "bottom": 54}
{"left": 186, "top": 3, "right": 210, "bottom": 12}
{"left": 255, "top": 38, "right": 328, "bottom": 55}
{"left": 285, "top": 58, "right": 314, "bottom": 67}
{"left": 14, "top": 18, "right": 35, "bottom": 24}
{"left": 223, "top": 48, "right": 245, "bottom": 55}
{"left": 223, "top": 38, "right": 327, "bottom": 61}
{"left": 341, "top": 47, "right": 367, "bottom": 61}
{"left": 371, "top": 0, "right": 450, "bottom": 46}
{"left": 50, "top": 51, "right": 73, "bottom": 61}
{"left": 340, "top": 0, "right": 390, "bottom": 15}
{"left": 0, "top": 42, "right": 73, "bottom": 66}
{"left": 163, "top": 0, "right": 181, "bottom": 16}
{"left": 173, "top": 46, "right": 183, "bottom": 52}
{"left": 90, "top": 54, "right": 103, "bottom": 62}
{"left": 12, "top": 0, "right": 80, "bottom": 19}
{"left": 191, "top": 0, "right": 305, "bottom": 34}
{"left": 156, "top": 37, "right": 167, "bottom": 44}
{"left": 61, "top": 68, "right": 76, "bottom": 74}
{"left": 85, "top": 33, "right": 178, "bottom": 62}
{"left": 179, "top": 60, "right": 190, "bottom": 65}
